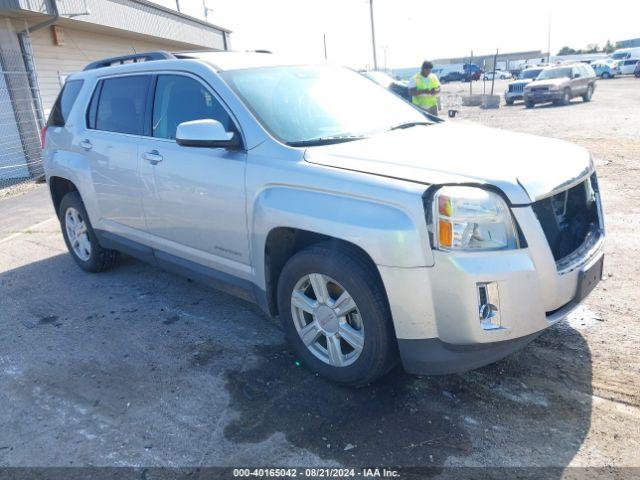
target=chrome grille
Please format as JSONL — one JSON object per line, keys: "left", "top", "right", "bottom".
{"left": 509, "top": 83, "right": 525, "bottom": 93}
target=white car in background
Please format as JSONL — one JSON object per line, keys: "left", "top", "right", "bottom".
{"left": 483, "top": 70, "right": 512, "bottom": 80}
{"left": 617, "top": 58, "right": 640, "bottom": 75}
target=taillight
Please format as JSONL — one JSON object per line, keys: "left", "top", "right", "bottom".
{"left": 40, "top": 126, "right": 47, "bottom": 149}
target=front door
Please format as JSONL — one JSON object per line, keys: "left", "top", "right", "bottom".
{"left": 139, "top": 73, "right": 250, "bottom": 279}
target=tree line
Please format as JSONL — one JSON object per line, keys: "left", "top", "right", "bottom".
{"left": 557, "top": 40, "right": 622, "bottom": 56}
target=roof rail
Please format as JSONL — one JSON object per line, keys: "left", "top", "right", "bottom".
{"left": 83, "top": 51, "right": 176, "bottom": 71}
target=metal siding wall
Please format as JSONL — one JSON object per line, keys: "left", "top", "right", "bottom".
{"left": 2, "top": 0, "right": 227, "bottom": 50}
{"left": 28, "top": 25, "right": 213, "bottom": 113}
{"left": 62, "top": 0, "right": 225, "bottom": 49}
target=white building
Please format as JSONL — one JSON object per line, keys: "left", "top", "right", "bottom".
{"left": 0, "top": 0, "right": 231, "bottom": 183}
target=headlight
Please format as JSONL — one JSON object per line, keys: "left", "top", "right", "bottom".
{"left": 431, "top": 186, "right": 518, "bottom": 251}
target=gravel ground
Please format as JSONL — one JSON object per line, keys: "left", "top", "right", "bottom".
{"left": 0, "top": 76, "right": 638, "bottom": 475}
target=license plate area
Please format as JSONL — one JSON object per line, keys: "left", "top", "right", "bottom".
{"left": 575, "top": 254, "right": 604, "bottom": 302}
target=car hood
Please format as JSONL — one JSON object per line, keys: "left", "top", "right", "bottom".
{"left": 510, "top": 79, "right": 533, "bottom": 86}
{"left": 304, "top": 122, "right": 592, "bottom": 204}
{"left": 525, "top": 78, "right": 568, "bottom": 89}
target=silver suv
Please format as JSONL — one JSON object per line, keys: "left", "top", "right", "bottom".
{"left": 43, "top": 51, "right": 605, "bottom": 386}
{"left": 523, "top": 63, "right": 597, "bottom": 108}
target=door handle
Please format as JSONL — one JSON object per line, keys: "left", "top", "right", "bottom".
{"left": 143, "top": 150, "right": 163, "bottom": 165}
{"left": 79, "top": 139, "right": 92, "bottom": 150}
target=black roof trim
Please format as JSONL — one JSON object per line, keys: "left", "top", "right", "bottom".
{"left": 83, "top": 51, "right": 176, "bottom": 71}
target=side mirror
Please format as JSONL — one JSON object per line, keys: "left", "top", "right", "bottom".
{"left": 176, "top": 119, "right": 241, "bottom": 149}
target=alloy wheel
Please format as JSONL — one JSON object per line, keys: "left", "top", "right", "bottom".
{"left": 290, "top": 273, "right": 364, "bottom": 367}
{"left": 65, "top": 207, "right": 91, "bottom": 261}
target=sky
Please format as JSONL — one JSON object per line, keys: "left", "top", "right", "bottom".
{"left": 152, "top": 0, "right": 639, "bottom": 69}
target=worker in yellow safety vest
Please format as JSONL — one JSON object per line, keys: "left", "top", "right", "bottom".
{"left": 408, "top": 60, "right": 441, "bottom": 116}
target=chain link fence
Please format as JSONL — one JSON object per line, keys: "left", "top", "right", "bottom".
{"left": 0, "top": 48, "right": 44, "bottom": 189}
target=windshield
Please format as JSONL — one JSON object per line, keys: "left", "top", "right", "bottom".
{"left": 221, "top": 66, "right": 427, "bottom": 145}
{"left": 363, "top": 71, "right": 394, "bottom": 87}
{"left": 520, "top": 69, "right": 542, "bottom": 79}
{"left": 537, "top": 67, "right": 572, "bottom": 80}
{"left": 611, "top": 52, "right": 629, "bottom": 60}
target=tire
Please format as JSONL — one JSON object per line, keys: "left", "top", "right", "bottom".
{"left": 277, "top": 242, "right": 397, "bottom": 386}
{"left": 601, "top": 72, "right": 610, "bottom": 79}
{"left": 59, "top": 191, "right": 119, "bottom": 273}
{"left": 582, "top": 84, "right": 593, "bottom": 102}
{"left": 505, "top": 98, "right": 514, "bottom": 106}
{"left": 560, "top": 88, "right": 571, "bottom": 106}
{"left": 525, "top": 100, "right": 534, "bottom": 108}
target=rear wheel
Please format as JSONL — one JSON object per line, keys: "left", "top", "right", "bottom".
{"left": 59, "top": 192, "right": 118, "bottom": 273}
{"left": 582, "top": 84, "right": 594, "bottom": 102}
{"left": 277, "top": 243, "right": 397, "bottom": 386}
{"left": 601, "top": 72, "right": 611, "bottom": 79}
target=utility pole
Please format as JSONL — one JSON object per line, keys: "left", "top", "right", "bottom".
{"left": 369, "top": 0, "right": 378, "bottom": 70}
{"left": 175, "top": 0, "right": 180, "bottom": 12}
{"left": 547, "top": 12, "right": 551, "bottom": 64}
{"left": 323, "top": 33, "right": 328, "bottom": 61}
{"left": 203, "top": 0, "right": 214, "bottom": 22}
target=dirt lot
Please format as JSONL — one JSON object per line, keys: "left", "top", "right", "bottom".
{"left": 0, "top": 76, "right": 639, "bottom": 475}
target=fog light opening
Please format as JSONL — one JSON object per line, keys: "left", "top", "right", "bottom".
{"left": 477, "top": 282, "right": 502, "bottom": 330}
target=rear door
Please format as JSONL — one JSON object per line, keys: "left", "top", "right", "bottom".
{"left": 82, "top": 74, "right": 152, "bottom": 238}
{"left": 570, "top": 66, "right": 585, "bottom": 95}
{"left": 139, "top": 73, "right": 250, "bottom": 279}
{"left": 621, "top": 60, "right": 638, "bottom": 75}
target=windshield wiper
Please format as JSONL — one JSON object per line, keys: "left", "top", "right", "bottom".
{"left": 389, "top": 121, "right": 431, "bottom": 131}
{"left": 286, "top": 135, "right": 367, "bottom": 147}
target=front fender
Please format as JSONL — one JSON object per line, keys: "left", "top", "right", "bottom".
{"left": 251, "top": 186, "right": 433, "bottom": 290}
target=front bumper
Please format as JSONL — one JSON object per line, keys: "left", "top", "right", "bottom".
{"left": 398, "top": 332, "right": 543, "bottom": 375}
{"left": 378, "top": 204, "right": 604, "bottom": 375}
{"left": 504, "top": 91, "right": 524, "bottom": 102}
{"left": 523, "top": 89, "right": 563, "bottom": 103}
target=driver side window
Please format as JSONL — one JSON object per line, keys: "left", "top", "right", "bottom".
{"left": 152, "top": 75, "right": 232, "bottom": 140}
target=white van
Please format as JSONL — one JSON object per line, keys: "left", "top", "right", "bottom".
{"left": 610, "top": 47, "right": 640, "bottom": 61}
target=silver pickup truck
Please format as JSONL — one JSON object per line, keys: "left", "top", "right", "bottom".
{"left": 43, "top": 51, "right": 605, "bottom": 386}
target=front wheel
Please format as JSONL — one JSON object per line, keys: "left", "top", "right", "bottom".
{"left": 582, "top": 84, "right": 594, "bottom": 102}
{"left": 525, "top": 100, "right": 535, "bottom": 108}
{"left": 560, "top": 88, "right": 571, "bottom": 106}
{"left": 59, "top": 191, "right": 119, "bottom": 273}
{"left": 277, "top": 243, "right": 397, "bottom": 386}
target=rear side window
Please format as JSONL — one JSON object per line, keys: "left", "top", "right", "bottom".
{"left": 47, "top": 79, "right": 84, "bottom": 127}
{"left": 91, "top": 75, "right": 151, "bottom": 135}
{"left": 152, "top": 74, "right": 233, "bottom": 140}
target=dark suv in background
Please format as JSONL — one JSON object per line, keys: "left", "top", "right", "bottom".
{"left": 440, "top": 63, "right": 482, "bottom": 83}
{"left": 523, "top": 63, "right": 597, "bottom": 108}
{"left": 505, "top": 67, "right": 544, "bottom": 105}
